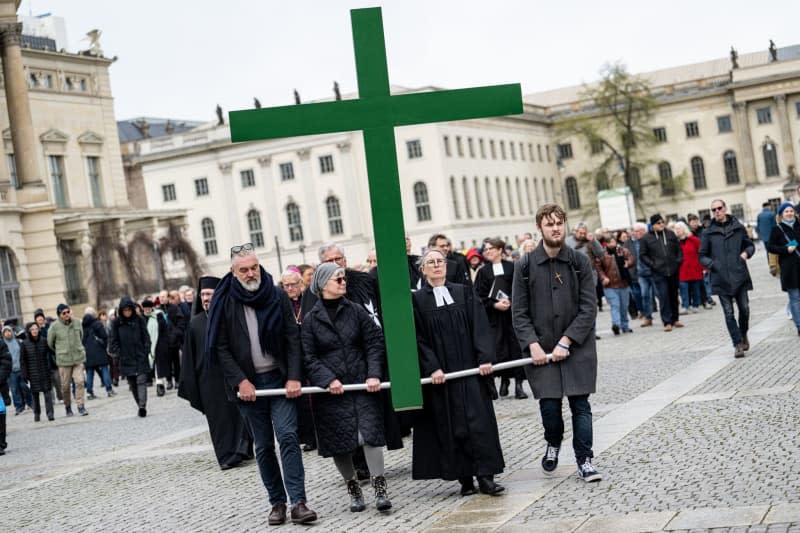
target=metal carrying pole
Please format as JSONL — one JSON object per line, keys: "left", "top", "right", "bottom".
{"left": 249, "top": 354, "right": 555, "bottom": 398}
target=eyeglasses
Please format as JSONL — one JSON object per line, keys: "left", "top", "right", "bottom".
{"left": 283, "top": 282, "right": 301, "bottom": 289}
{"left": 424, "top": 259, "right": 446, "bottom": 267}
{"left": 711, "top": 206, "right": 725, "bottom": 212}
{"left": 331, "top": 276, "right": 346, "bottom": 284}
{"left": 230, "top": 242, "right": 254, "bottom": 256}
{"left": 324, "top": 256, "right": 345, "bottom": 263}
{"left": 60, "top": 310, "right": 70, "bottom": 316}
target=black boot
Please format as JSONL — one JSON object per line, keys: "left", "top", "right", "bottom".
{"left": 0, "top": 412, "right": 6, "bottom": 454}
{"left": 157, "top": 384, "right": 165, "bottom": 397}
{"left": 487, "top": 379, "right": 499, "bottom": 400}
{"left": 347, "top": 479, "right": 366, "bottom": 512}
{"left": 372, "top": 476, "right": 392, "bottom": 511}
{"left": 166, "top": 379, "right": 174, "bottom": 390}
{"left": 458, "top": 476, "right": 477, "bottom": 496}
{"left": 477, "top": 475, "right": 505, "bottom": 496}
{"left": 498, "top": 377, "right": 510, "bottom": 397}
{"left": 514, "top": 380, "right": 528, "bottom": 399}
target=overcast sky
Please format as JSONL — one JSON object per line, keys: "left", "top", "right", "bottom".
{"left": 19, "top": 0, "right": 800, "bottom": 122}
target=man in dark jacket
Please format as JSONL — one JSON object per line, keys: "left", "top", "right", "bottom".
{"left": 0, "top": 339, "right": 11, "bottom": 454}
{"left": 209, "top": 244, "right": 317, "bottom": 526}
{"left": 639, "top": 214, "right": 684, "bottom": 331}
{"left": 82, "top": 308, "right": 114, "bottom": 399}
{"left": 699, "top": 199, "right": 755, "bottom": 357}
{"left": 512, "top": 204, "right": 602, "bottom": 483}
{"left": 164, "top": 291, "right": 186, "bottom": 390}
{"left": 429, "top": 234, "right": 472, "bottom": 287}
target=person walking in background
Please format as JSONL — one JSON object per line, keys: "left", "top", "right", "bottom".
{"left": 757, "top": 202, "right": 777, "bottom": 259}
{"left": 699, "top": 199, "right": 755, "bottom": 358}
{"left": 20, "top": 322, "right": 54, "bottom": 421}
{"left": 82, "top": 307, "right": 114, "bottom": 400}
{"left": 640, "top": 214, "right": 683, "bottom": 332}
{"left": 0, "top": 339, "right": 10, "bottom": 454}
{"left": 674, "top": 222, "right": 704, "bottom": 315}
{"left": 47, "top": 304, "right": 88, "bottom": 417}
{"left": 595, "top": 237, "right": 635, "bottom": 335}
{"left": 109, "top": 297, "right": 152, "bottom": 417}
{"left": 626, "top": 223, "right": 654, "bottom": 327}
{"left": 142, "top": 300, "right": 170, "bottom": 397}
{"left": 33, "top": 309, "right": 62, "bottom": 403}
{"left": 3, "top": 325, "right": 32, "bottom": 415}
{"left": 767, "top": 202, "right": 800, "bottom": 336}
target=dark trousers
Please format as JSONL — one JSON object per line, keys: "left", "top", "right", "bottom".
{"left": 539, "top": 395, "right": 594, "bottom": 463}
{"left": 128, "top": 374, "right": 148, "bottom": 409}
{"left": 9, "top": 370, "right": 33, "bottom": 412}
{"left": 32, "top": 390, "right": 54, "bottom": 419}
{"left": 718, "top": 287, "right": 750, "bottom": 346}
{"left": 652, "top": 272, "right": 680, "bottom": 325}
{"left": 168, "top": 349, "right": 181, "bottom": 383}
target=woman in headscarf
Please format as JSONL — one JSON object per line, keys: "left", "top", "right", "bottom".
{"left": 411, "top": 248, "right": 505, "bottom": 496}
{"left": 301, "top": 262, "right": 392, "bottom": 513}
{"left": 20, "top": 322, "right": 54, "bottom": 421}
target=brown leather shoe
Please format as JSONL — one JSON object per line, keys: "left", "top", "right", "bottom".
{"left": 742, "top": 335, "right": 750, "bottom": 351}
{"left": 673, "top": 321, "right": 684, "bottom": 328}
{"left": 268, "top": 503, "right": 287, "bottom": 526}
{"left": 640, "top": 319, "right": 652, "bottom": 327}
{"left": 290, "top": 502, "right": 318, "bottom": 524}
{"left": 734, "top": 344, "right": 745, "bottom": 358}
{"left": 663, "top": 324, "right": 673, "bottom": 332}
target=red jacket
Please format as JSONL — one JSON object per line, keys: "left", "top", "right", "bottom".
{"left": 679, "top": 234, "right": 704, "bottom": 281}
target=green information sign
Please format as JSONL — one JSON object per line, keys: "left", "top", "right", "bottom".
{"left": 229, "top": 7, "right": 522, "bottom": 409}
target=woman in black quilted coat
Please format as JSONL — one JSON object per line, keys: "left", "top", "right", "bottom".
{"left": 20, "top": 322, "right": 54, "bottom": 421}
{"left": 109, "top": 297, "right": 151, "bottom": 417}
{"left": 301, "top": 263, "right": 392, "bottom": 513}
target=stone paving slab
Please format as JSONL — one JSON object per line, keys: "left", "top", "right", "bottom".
{"left": 765, "top": 504, "right": 800, "bottom": 524}
{"left": 577, "top": 510, "right": 676, "bottom": 532}
{"left": 665, "top": 506, "right": 770, "bottom": 530}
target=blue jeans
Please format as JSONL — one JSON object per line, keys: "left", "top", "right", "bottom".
{"left": 9, "top": 369, "right": 33, "bottom": 412}
{"left": 679, "top": 280, "right": 702, "bottom": 309}
{"left": 86, "top": 365, "right": 113, "bottom": 394}
{"left": 604, "top": 287, "right": 630, "bottom": 329}
{"left": 237, "top": 370, "right": 306, "bottom": 506}
{"left": 539, "top": 395, "right": 593, "bottom": 462}
{"left": 637, "top": 276, "right": 654, "bottom": 320}
{"left": 787, "top": 288, "right": 800, "bottom": 330}
{"left": 703, "top": 272, "right": 714, "bottom": 304}
{"left": 717, "top": 287, "right": 750, "bottom": 346}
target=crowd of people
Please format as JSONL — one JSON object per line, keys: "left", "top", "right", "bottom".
{"left": 1, "top": 196, "right": 798, "bottom": 530}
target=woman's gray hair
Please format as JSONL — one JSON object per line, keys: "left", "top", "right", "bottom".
{"left": 318, "top": 243, "right": 344, "bottom": 261}
{"left": 309, "top": 262, "right": 344, "bottom": 296}
{"left": 673, "top": 221, "right": 690, "bottom": 236}
{"left": 417, "top": 248, "right": 447, "bottom": 270}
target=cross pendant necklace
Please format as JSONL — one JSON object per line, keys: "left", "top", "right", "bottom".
{"left": 555, "top": 272, "right": 563, "bottom": 285}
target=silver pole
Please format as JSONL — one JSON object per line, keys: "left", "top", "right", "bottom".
{"left": 249, "top": 354, "right": 554, "bottom": 398}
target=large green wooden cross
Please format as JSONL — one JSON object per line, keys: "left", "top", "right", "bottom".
{"left": 229, "top": 7, "right": 522, "bottom": 409}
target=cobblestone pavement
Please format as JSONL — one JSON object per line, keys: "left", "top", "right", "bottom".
{"left": 2, "top": 258, "right": 799, "bottom": 532}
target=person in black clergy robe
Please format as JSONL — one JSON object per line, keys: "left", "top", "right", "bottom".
{"left": 411, "top": 249, "right": 505, "bottom": 496}
{"left": 474, "top": 238, "right": 527, "bottom": 400}
{"left": 178, "top": 276, "right": 253, "bottom": 470}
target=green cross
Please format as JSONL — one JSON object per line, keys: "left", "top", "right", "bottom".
{"left": 229, "top": 7, "right": 522, "bottom": 409}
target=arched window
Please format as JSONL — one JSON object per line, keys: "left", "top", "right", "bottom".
{"left": 565, "top": 177, "right": 580, "bottom": 210}
{"left": 484, "top": 177, "right": 495, "bottom": 217}
{"left": 286, "top": 202, "right": 303, "bottom": 242}
{"left": 247, "top": 209, "right": 265, "bottom": 247}
{"left": 413, "top": 181, "right": 431, "bottom": 222}
{"left": 506, "top": 177, "right": 515, "bottom": 216}
{"left": 495, "top": 178, "right": 505, "bottom": 216}
{"left": 450, "top": 176, "right": 461, "bottom": 219}
{"left": 462, "top": 176, "right": 473, "bottom": 218}
{"left": 723, "top": 151, "right": 739, "bottom": 184}
{"left": 627, "top": 167, "right": 642, "bottom": 199}
{"left": 473, "top": 177, "right": 484, "bottom": 218}
{"left": 596, "top": 171, "right": 609, "bottom": 191}
{"left": 326, "top": 196, "right": 344, "bottom": 235}
{"left": 201, "top": 218, "right": 218, "bottom": 256}
{"left": 524, "top": 178, "right": 534, "bottom": 214}
{"left": 658, "top": 161, "right": 675, "bottom": 195}
{"left": 0, "top": 247, "right": 21, "bottom": 323}
{"left": 515, "top": 178, "right": 525, "bottom": 215}
{"left": 691, "top": 156, "right": 706, "bottom": 190}
{"left": 763, "top": 142, "right": 780, "bottom": 177}
{"left": 551, "top": 178, "right": 557, "bottom": 202}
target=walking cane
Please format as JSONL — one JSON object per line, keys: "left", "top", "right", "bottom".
{"left": 248, "top": 354, "right": 554, "bottom": 398}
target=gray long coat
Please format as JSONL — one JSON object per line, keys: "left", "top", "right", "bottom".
{"left": 512, "top": 243, "right": 598, "bottom": 399}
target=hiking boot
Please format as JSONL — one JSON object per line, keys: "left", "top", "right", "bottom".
{"left": 347, "top": 479, "right": 366, "bottom": 512}
{"left": 612, "top": 324, "right": 620, "bottom": 335}
{"left": 742, "top": 335, "right": 750, "bottom": 351}
{"left": 268, "top": 503, "right": 287, "bottom": 525}
{"left": 290, "top": 502, "right": 318, "bottom": 524}
{"left": 641, "top": 319, "right": 652, "bottom": 327}
{"left": 577, "top": 458, "right": 602, "bottom": 482}
{"left": 541, "top": 444, "right": 560, "bottom": 473}
{"left": 734, "top": 344, "right": 745, "bottom": 358}
{"left": 372, "top": 476, "right": 392, "bottom": 511}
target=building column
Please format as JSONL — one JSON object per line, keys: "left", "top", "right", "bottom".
{"left": 296, "top": 149, "right": 322, "bottom": 245}
{"left": 335, "top": 141, "right": 366, "bottom": 239}
{"left": 774, "top": 95, "right": 797, "bottom": 174}
{"left": 733, "top": 102, "right": 758, "bottom": 184}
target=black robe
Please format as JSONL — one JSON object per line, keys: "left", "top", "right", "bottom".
{"left": 411, "top": 282, "right": 505, "bottom": 480}
{"left": 474, "top": 260, "right": 523, "bottom": 380}
{"left": 178, "top": 312, "right": 253, "bottom": 468}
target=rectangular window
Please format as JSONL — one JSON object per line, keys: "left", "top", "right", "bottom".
{"left": 528, "top": 143, "right": 534, "bottom": 161}
{"left": 520, "top": 142, "right": 526, "bottom": 161}
{"left": 653, "top": 127, "right": 667, "bottom": 143}
{"left": 717, "top": 115, "right": 732, "bottom": 133}
{"left": 194, "top": 177, "right": 209, "bottom": 197}
{"left": 87, "top": 156, "right": 103, "bottom": 207}
{"left": 406, "top": 139, "right": 423, "bottom": 159}
{"left": 279, "top": 162, "right": 295, "bottom": 181}
{"left": 796, "top": 101, "right": 800, "bottom": 117}
{"left": 685, "top": 121, "right": 700, "bottom": 138}
{"left": 240, "top": 169, "right": 256, "bottom": 187}
{"left": 557, "top": 143, "right": 573, "bottom": 160}
{"left": 443, "top": 135, "right": 451, "bottom": 157}
{"left": 500, "top": 141, "right": 506, "bottom": 160}
{"left": 48, "top": 155, "right": 68, "bottom": 208}
{"left": 545, "top": 145, "right": 551, "bottom": 162}
{"left": 319, "top": 155, "right": 334, "bottom": 173}
{"left": 730, "top": 203, "right": 745, "bottom": 220}
{"left": 509, "top": 142, "right": 516, "bottom": 160}
{"left": 6, "top": 154, "right": 17, "bottom": 189}
{"left": 455, "top": 136, "right": 464, "bottom": 157}
{"left": 479, "top": 138, "right": 486, "bottom": 159}
{"left": 490, "top": 140, "right": 496, "bottom": 159}
{"left": 756, "top": 107, "right": 772, "bottom": 125}
{"left": 467, "top": 137, "right": 475, "bottom": 158}
{"left": 537, "top": 144, "right": 543, "bottom": 161}
{"left": 590, "top": 139, "right": 604, "bottom": 154}
{"left": 162, "top": 183, "right": 176, "bottom": 202}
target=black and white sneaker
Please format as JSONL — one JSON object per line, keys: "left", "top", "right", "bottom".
{"left": 577, "top": 458, "right": 602, "bottom": 482}
{"left": 541, "top": 444, "right": 560, "bottom": 473}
